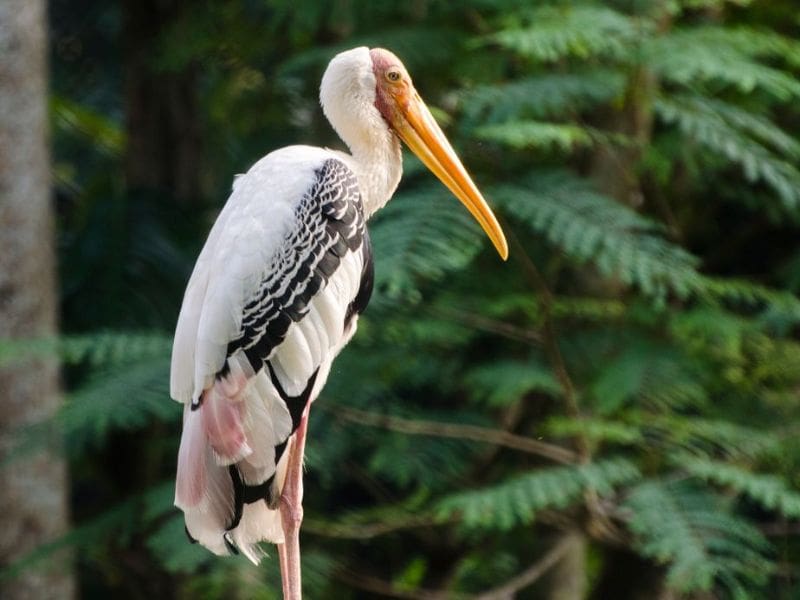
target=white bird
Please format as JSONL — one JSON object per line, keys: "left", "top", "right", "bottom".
{"left": 170, "top": 46, "right": 507, "bottom": 589}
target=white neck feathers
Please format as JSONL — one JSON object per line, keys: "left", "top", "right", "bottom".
{"left": 320, "top": 47, "right": 403, "bottom": 218}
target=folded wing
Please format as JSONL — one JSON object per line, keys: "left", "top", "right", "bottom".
{"left": 170, "top": 146, "right": 373, "bottom": 563}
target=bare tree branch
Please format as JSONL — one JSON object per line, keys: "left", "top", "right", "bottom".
{"left": 475, "top": 536, "right": 576, "bottom": 600}
{"left": 505, "top": 229, "right": 587, "bottom": 460}
{"left": 506, "top": 230, "right": 626, "bottom": 543}
{"left": 334, "top": 536, "right": 576, "bottom": 599}
{"left": 303, "top": 514, "right": 455, "bottom": 540}
{"left": 325, "top": 404, "right": 577, "bottom": 464}
{"left": 334, "top": 568, "right": 471, "bottom": 600}
{"left": 428, "top": 305, "right": 543, "bottom": 345}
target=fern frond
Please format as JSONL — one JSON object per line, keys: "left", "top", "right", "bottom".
{"left": 0, "top": 482, "right": 174, "bottom": 580}
{"left": 278, "top": 26, "right": 464, "bottom": 76}
{"left": 584, "top": 337, "right": 708, "bottom": 412}
{"left": 588, "top": 344, "right": 653, "bottom": 414}
{"left": 668, "top": 304, "right": 800, "bottom": 393}
{"left": 640, "top": 358, "right": 709, "bottom": 411}
{"left": 459, "top": 71, "right": 625, "bottom": 125}
{"left": 544, "top": 416, "right": 643, "bottom": 445}
{"left": 669, "top": 306, "right": 752, "bottom": 357}
{"left": 699, "top": 277, "right": 800, "bottom": 326}
{"left": 0, "top": 336, "right": 59, "bottom": 367}
{"left": 486, "top": 5, "right": 640, "bottom": 63}
{"left": 52, "top": 94, "right": 125, "bottom": 156}
{"left": 474, "top": 120, "right": 596, "bottom": 153}
{"left": 368, "top": 187, "right": 483, "bottom": 308}
{"left": 493, "top": 171, "right": 704, "bottom": 301}
{"left": 656, "top": 95, "right": 800, "bottom": 212}
{"left": 368, "top": 427, "right": 479, "bottom": 491}
{"left": 647, "top": 415, "right": 779, "bottom": 460}
{"left": 551, "top": 296, "right": 627, "bottom": 322}
{"left": 676, "top": 454, "right": 800, "bottom": 518}
{"left": 0, "top": 331, "right": 173, "bottom": 369}
{"left": 686, "top": 96, "right": 800, "bottom": 160}
{"left": 61, "top": 331, "right": 173, "bottom": 366}
{"left": 673, "top": 26, "right": 800, "bottom": 70}
{"left": 61, "top": 357, "right": 178, "bottom": 452}
{"left": 436, "top": 458, "right": 640, "bottom": 530}
{"left": 146, "top": 513, "right": 213, "bottom": 573}
{"left": 465, "top": 358, "right": 560, "bottom": 407}
{"left": 624, "top": 480, "right": 772, "bottom": 594}
{"left": 673, "top": 0, "right": 753, "bottom": 11}
{"left": 646, "top": 30, "right": 800, "bottom": 100}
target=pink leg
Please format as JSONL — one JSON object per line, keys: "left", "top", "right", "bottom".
{"left": 277, "top": 407, "right": 309, "bottom": 600}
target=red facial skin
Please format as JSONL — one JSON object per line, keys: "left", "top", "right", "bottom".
{"left": 370, "top": 48, "right": 413, "bottom": 130}
{"left": 367, "top": 48, "right": 510, "bottom": 261}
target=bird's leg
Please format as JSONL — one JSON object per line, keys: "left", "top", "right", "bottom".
{"left": 277, "top": 406, "right": 309, "bottom": 600}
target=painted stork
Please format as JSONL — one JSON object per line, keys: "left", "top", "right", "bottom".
{"left": 170, "top": 46, "right": 507, "bottom": 593}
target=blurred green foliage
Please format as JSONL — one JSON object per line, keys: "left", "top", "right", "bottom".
{"left": 6, "top": 0, "right": 799, "bottom": 597}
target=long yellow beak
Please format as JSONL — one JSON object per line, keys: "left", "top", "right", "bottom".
{"left": 391, "top": 92, "right": 508, "bottom": 261}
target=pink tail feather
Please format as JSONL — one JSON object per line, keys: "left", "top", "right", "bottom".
{"left": 175, "top": 407, "right": 206, "bottom": 508}
{"left": 202, "top": 386, "right": 251, "bottom": 463}
{"left": 174, "top": 363, "right": 302, "bottom": 563}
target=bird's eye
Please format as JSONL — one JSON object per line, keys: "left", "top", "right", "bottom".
{"left": 386, "top": 70, "right": 401, "bottom": 83}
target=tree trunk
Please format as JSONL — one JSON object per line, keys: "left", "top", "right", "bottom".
{"left": 544, "top": 530, "right": 587, "bottom": 600}
{"left": 584, "top": 8, "right": 676, "bottom": 598}
{"left": 588, "top": 64, "right": 657, "bottom": 210}
{"left": 588, "top": 7, "right": 671, "bottom": 211}
{"left": 0, "top": 1, "right": 76, "bottom": 599}
{"left": 122, "top": 0, "right": 202, "bottom": 204}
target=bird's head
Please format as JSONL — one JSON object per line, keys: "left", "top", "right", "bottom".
{"left": 321, "top": 47, "right": 508, "bottom": 261}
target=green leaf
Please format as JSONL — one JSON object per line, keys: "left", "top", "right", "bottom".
{"left": 369, "top": 187, "right": 484, "bottom": 309}
{"left": 466, "top": 358, "right": 561, "bottom": 406}
{"left": 656, "top": 94, "right": 800, "bottom": 212}
{"left": 494, "top": 170, "right": 704, "bottom": 302}
{"left": 486, "top": 5, "right": 640, "bottom": 63}
{"left": 437, "top": 458, "right": 640, "bottom": 530}
{"left": 475, "top": 120, "right": 595, "bottom": 152}
{"left": 61, "top": 356, "right": 179, "bottom": 453}
{"left": 544, "top": 416, "right": 644, "bottom": 445}
{"left": 625, "top": 480, "right": 772, "bottom": 594}
{"left": 670, "top": 26, "right": 800, "bottom": 70}
{"left": 51, "top": 95, "right": 125, "bottom": 156}
{"left": 146, "top": 513, "right": 213, "bottom": 573}
{"left": 677, "top": 454, "right": 800, "bottom": 518}
{"left": 61, "top": 331, "right": 173, "bottom": 367}
{"left": 647, "top": 415, "right": 780, "bottom": 460}
{"left": 647, "top": 29, "right": 800, "bottom": 101}
{"left": 460, "top": 71, "right": 626, "bottom": 125}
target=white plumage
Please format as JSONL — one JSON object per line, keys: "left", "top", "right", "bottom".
{"left": 171, "top": 146, "right": 371, "bottom": 562}
{"left": 169, "top": 46, "right": 507, "bottom": 567}
{"left": 171, "top": 146, "right": 359, "bottom": 403}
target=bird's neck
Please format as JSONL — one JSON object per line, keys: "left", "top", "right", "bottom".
{"left": 340, "top": 126, "right": 403, "bottom": 219}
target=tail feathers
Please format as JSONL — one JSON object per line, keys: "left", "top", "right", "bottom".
{"left": 175, "top": 406, "right": 207, "bottom": 507}
{"left": 202, "top": 372, "right": 251, "bottom": 464}
{"left": 205, "top": 396, "right": 251, "bottom": 464}
{"left": 174, "top": 366, "right": 296, "bottom": 564}
{"left": 178, "top": 445, "right": 291, "bottom": 565}
{"left": 242, "top": 371, "right": 293, "bottom": 468}
{"left": 180, "top": 451, "right": 234, "bottom": 556}
{"left": 230, "top": 498, "right": 285, "bottom": 563}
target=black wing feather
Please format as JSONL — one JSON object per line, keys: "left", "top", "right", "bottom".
{"left": 219, "top": 158, "right": 375, "bottom": 531}
{"left": 225, "top": 158, "right": 368, "bottom": 374}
